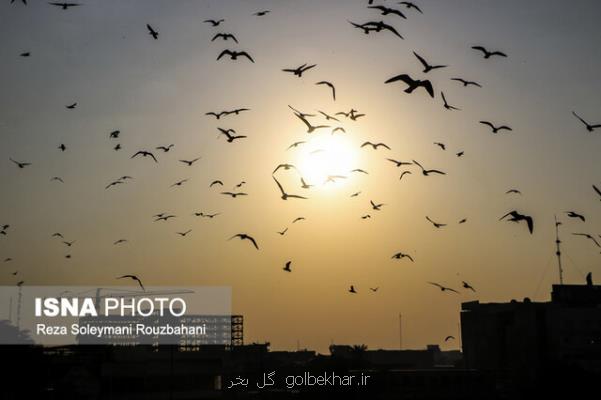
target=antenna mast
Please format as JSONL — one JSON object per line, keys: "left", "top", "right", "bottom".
{"left": 555, "top": 215, "right": 564, "bottom": 285}
{"left": 399, "top": 313, "right": 402, "bottom": 350}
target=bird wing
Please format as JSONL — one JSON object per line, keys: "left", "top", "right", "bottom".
{"left": 247, "top": 236, "right": 259, "bottom": 249}
{"left": 428, "top": 282, "right": 443, "bottom": 289}
{"left": 422, "top": 80, "right": 435, "bottom": 98}
{"left": 239, "top": 52, "right": 255, "bottom": 63}
{"left": 479, "top": 121, "right": 494, "bottom": 129}
{"left": 217, "top": 49, "right": 233, "bottom": 60}
{"left": 471, "top": 46, "right": 487, "bottom": 55}
{"left": 413, "top": 51, "right": 429, "bottom": 69}
{"left": 593, "top": 185, "right": 601, "bottom": 197}
{"left": 272, "top": 176, "right": 286, "bottom": 196}
{"left": 385, "top": 74, "right": 413, "bottom": 85}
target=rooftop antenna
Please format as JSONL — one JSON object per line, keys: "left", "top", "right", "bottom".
{"left": 555, "top": 215, "right": 564, "bottom": 285}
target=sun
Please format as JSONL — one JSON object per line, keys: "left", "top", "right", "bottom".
{"left": 295, "top": 134, "right": 358, "bottom": 188}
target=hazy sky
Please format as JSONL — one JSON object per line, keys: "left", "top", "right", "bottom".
{"left": 1, "top": 0, "right": 601, "bottom": 353}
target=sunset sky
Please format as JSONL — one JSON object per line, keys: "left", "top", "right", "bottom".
{"left": 1, "top": 0, "right": 600, "bottom": 352}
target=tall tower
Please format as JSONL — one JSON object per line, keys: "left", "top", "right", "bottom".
{"left": 555, "top": 215, "right": 564, "bottom": 285}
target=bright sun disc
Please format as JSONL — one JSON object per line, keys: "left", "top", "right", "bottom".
{"left": 296, "top": 134, "right": 357, "bottom": 187}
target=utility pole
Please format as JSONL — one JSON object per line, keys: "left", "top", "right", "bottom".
{"left": 555, "top": 215, "right": 564, "bottom": 285}
{"left": 399, "top": 313, "right": 402, "bottom": 350}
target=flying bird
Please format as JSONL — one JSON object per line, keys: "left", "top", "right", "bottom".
{"left": 506, "top": 189, "right": 521, "bottom": 195}
{"left": 565, "top": 211, "right": 585, "bottom": 222}
{"left": 316, "top": 81, "right": 336, "bottom": 100}
{"left": 273, "top": 176, "right": 307, "bottom": 200}
{"left": 49, "top": 2, "right": 80, "bottom": 10}
{"left": 349, "top": 285, "right": 357, "bottom": 294}
{"left": 594, "top": 184, "right": 601, "bottom": 201}
{"left": 114, "top": 239, "right": 128, "bottom": 245}
{"left": 294, "top": 112, "right": 329, "bottom": 133}
{"left": 399, "top": 171, "right": 412, "bottom": 180}
{"left": 318, "top": 111, "right": 339, "bottom": 121}
{"left": 221, "top": 191, "right": 247, "bottom": 198}
{"left": 462, "top": 281, "right": 476, "bottom": 292}
{"left": 360, "top": 21, "right": 404, "bottom": 39}
{"left": 368, "top": 5, "right": 406, "bottom": 19}
{"left": 273, "top": 163, "right": 298, "bottom": 174}
{"left": 413, "top": 51, "right": 447, "bottom": 73}
{"left": 283, "top": 261, "right": 292, "bottom": 272}
{"left": 146, "top": 24, "right": 159, "bottom": 40}
{"left": 277, "top": 228, "right": 288, "bottom": 236}
{"left": 392, "top": 252, "right": 414, "bottom": 262}
{"left": 292, "top": 217, "right": 305, "bottom": 224}
{"left": 479, "top": 121, "right": 512, "bottom": 134}
{"left": 19, "top": 52, "right": 30, "bottom": 57}
{"left": 399, "top": 1, "right": 423, "bottom": 13}
{"left": 170, "top": 179, "right": 189, "bottom": 188}
{"left": 413, "top": 160, "right": 445, "bottom": 176}
{"left": 445, "top": 336, "right": 455, "bottom": 342}
{"left": 50, "top": 176, "right": 64, "bottom": 183}
{"left": 385, "top": 74, "right": 434, "bottom": 97}
{"left": 361, "top": 141, "right": 390, "bottom": 150}
{"left": 471, "top": 46, "right": 507, "bottom": 59}
{"left": 9, "top": 158, "right": 31, "bottom": 169}
{"left": 370, "top": 287, "right": 379, "bottom": 292}
{"left": 282, "top": 63, "right": 317, "bottom": 77}
{"left": 300, "top": 177, "right": 313, "bottom": 189}
{"left": 434, "top": 142, "right": 446, "bottom": 150}
{"left": 370, "top": 200, "right": 385, "bottom": 210}
{"left": 156, "top": 144, "right": 174, "bottom": 152}
{"left": 117, "top": 275, "right": 145, "bottom": 291}
{"left": 203, "top": 19, "right": 225, "bottom": 27}
{"left": 456, "top": 151, "right": 464, "bottom": 157}
{"left": 428, "top": 282, "right": 459, "bottom": 294}
{"left": 217, "top": 49, "right": 254, "bottom": 63}
{"left": 65, "top": 102, "right": 77, "bottom": 109}
{"left": 387, "top": 159, "right": 412, "bottom": 167}
{"left": 176, "top": 230, "right": 192, "bottom": 237}
{"left": 217, "top": 127, "right": 247, "bottom": 142}
{"left": 210, "top": 180, "right": 224, "bottom": 187}
{"left": 451, "top": 78, "right": 481, "bottom": 88}
{"left": 105, "top": 180, "right": 124, "bottom": 190}
{"left": 253, "top": 10, "right": 271, "bottom": 16}
{"left": 229, "top": 233, "right": 259, "bottom": 249}
{"left": 211, "top": 33, "right": 238, "bottom": 43}
{"left": 131, "top": 151, "right": 158, "bottom": 163}
{"left": 500, "top": 210, "right": 534, "bottom": 234}
{"left": 109, "top": 130, "right": 120, "bottom": 139}
{"left": 179, "top": 157, "right": 201, "bottom": 166}
{"left": 572, "top": 111, "right": 601, "bottom": 132}
{"left": 572, "top": 233, "right": 600, "bottom": 248}
{"left": 426, "top": 216, "right": 447, "bottom": 228}
{"left": 155, "top": 215, "right": 176, "bottom": 222}
{"left": 441, "top": 92, "right": 460, "bottom": 110}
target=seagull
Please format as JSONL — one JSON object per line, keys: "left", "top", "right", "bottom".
{"left": 458, "top": 218, "right": 467, "bottom": 224}
{"left": 294, "top": 112, "right": 329, "bottom": 133}
{"left": 234, "top": 181, "right": 246, "bottom": 188}
{"left": 300, "top": 177, "right": 313, "bottom": 189}
{"left": 413, "top": 51, "right": 447, "bottom": 73}
{"left": 434, "top": 142, "right": 446, "bottom": 150}
{"left": 155, "top": 215, "right": 176, "bottom": 222}
{"left": 48, "top": 2, "right": 80, "bottom": 10}
{"left": 288, "top": 105, "right": 316, "bottom": 118}
{"left": 445, "top": 336, "right": 455, "bottom": 342}
{"left": 292, "top": 217, "right": 305, "bottom": 223}
{"left": 462, "top": 281, "right": 476, "bottom": 292}
{"left": 217, "top": 49, "right": 254, "bottom": 63}
{"left": 210, "top": 180, "right": 224, "bottom": 187}
{"left": 156, "top": 144, "right": 174, "bottom": 152}
{"left": 361, "top": 215, "right": 371, "bottom": 219}
{"left": 273, "top": 163, "right": 298, "bottom": 174}
{"left": 51, "top": 177, "right": 64, "bottom": 183}
{"left": 52, "top": 233, "right": 64, "bottom": 238}
{"left": 361, "top": 141, "right": 390, "bottom": 150}
{"left": 506, "top": 189, "right": 521, "bottom": 195}
{"left": 277, "top": 228, "right": 288, "bottom": 236}
{"left": 253, "top": 10, "right": 270, "bottom": 16}
{"left": 229, "top": 233, "right": 259, "bottom": 249}
{"left": 117, "top": 275, "right": 145, "bottom": 291}
{"left": 12, "top": 0, "right": 27, "bottom": 5}
{"left": 205, "top": 111, "right": 228, "bottom": 119}
{"left": 211, "top": 33, "right": 238, "bottom": 43}
{"left": 176, "top": 230, "right": 192, "bottom": 237}
{"left": 428, "top": 282, "right": 459, "bottom": 294}
{"left": 361, "top": 21, "right": 404, "bottom": 39}
{"left": 456, "top": 151, "right": 464, "bottom": 157}
{"left": 370, "top": 200, "right": 385, "bottom": 211}
{"left": 114, "top": 239, "right": 128, "bottom": 245}
{"left": 368, "top": 5, "right": 406, "bottom": 19}
{"left": 282, "top": 63, "right": 317, "bottom": 77}
{"left": 500, "top": 210, "right": 534, "bottom": 234}
{"left": 399, "top": 171, "right": 412, "bottom": 180}
{"left": 146, "top": 24, "right": 159, "bottom": 40}
{"left": 203, "top": 19, "right": 225, "bottom": 27}
{"left": 225, "top": 108, "right": 250, "bottom": 116}
{"left": 109, "top": 130, "right": 120, "bottom": 139}
{"left": 565, "top": 211, "right": 585, "bottom": 222}
{"left": 479, "top": 121, "right": 512, "bottom": 134}
{"left": 351, "top": 191, "right": 361, "bottom": 197}
{"left": 316, "top": 81, "right": 336, "bottom": 100}
{"left": 324, "top": 175, "right": 347, "bottom": 184}
{"left": 9, "top": 158, "right": 31, "bottom": 169}
{"left": 62, "top": 240, "right": 75, "bottom": 247}
{"left": 131, "top": 150, "right": 158, "bottom": 162}
{"left": 426, "top": 216, "right": 447, "bottom": 228}
{"left": 105, "top": 180, "right": 124, "bottom": 190}
{"left": 283, "top": 261, "right": 292, "bottom": 272}
{"left": 170, "top": 179, "right": 189, "bottom": 188}
{"left": 572, "top": 111, "right": 601, "bottom": 132}
{"left": 221, "top": 191, "right": 247, "bottom": 198}
{"left": 179, "top": 157, "right": 201, "bottom": 166}
{"left": 318, "top": 111, "right": 339, "bottom": 121}
{"left": 273, "top": 176, "right": 307, "bottom": 200}
{"left": 412, "top": 160, "right": 445, "bottom": 176}
{"left": 114, "top": 144, "right": 121, "bottom": 150}
{"left": 572, "top": 233, "right": 600, "bottom": 248}
{"left": 399, "top": 1, "right": 423, "bottom": 13}
{"left": 451, "top": 78, "right": 482, "bottom": 88}
{"left": 20, "top": 52, "right": 30, "bottom": 57}
{"left": 331, "top": 127, "right": 346, "bottom": 134}
{"left": 58, "top": 144, "right": 67, "bottom": 152}
{"left": 392, "top": 252, "right": 414, "bottom": 262}
{"left": 349, "top": 285, "right": 357, "bottom": 294}
{"left": 370, "top": 287, "right": 379, "bottom": 292}
{"left": 66, "top": 103, "right": 77, "bottom": 109}
{"left": 387, "top": 159, "right": 412, "bottom": 167}
{"left": 441, "top": 92, "right": 460, "bottom": 110}
{"left": 471, "top": 46, "right": 507, "bottom": 59}
{"left": 385, "top": 74, "right": 434, "bottom": 97}
{"left": 217, "top": 127, "right": 247, "bottom": 142}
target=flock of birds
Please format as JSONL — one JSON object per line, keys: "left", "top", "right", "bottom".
{"left": 3, "top": 0, "right": 601, "bottom": 344}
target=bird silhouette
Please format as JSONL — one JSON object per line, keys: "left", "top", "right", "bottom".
{"left": 156, "top": 144, "right": 174, "bottom": 152}
{"left": 105, "top": 179, "right": 124, "bottom": 190}
{"left": 370, "top": 200, "right": 385, "bottom": 210}
{"left": 399, "top": 1, "right": 422, "bottom": 13}
{"left": 392, "top": 252, "right": 414, "bottom": 262}
{"left": 349, "top": 285, "right": 357, "bottom": 294}
{"left": 351, "top": 191, "right": 361, "bottom": 197}
{"left": 458, "top": 218, "right": 467, "bottom": 224}
{"left": 387, "top": 159, "right": 412, "bottom": 167}
{"left": 277, "top": 228, "right": 288, "bottom": 236}
{"left": 273, "top": 163, "right": 298, "bottom": 174}
{"left": 360, "top": 21, "right": 404, "bottom": 39}
{"left": 273, "top": 176, "right": 307, "bottom": 200}
{"left": 203, "top": 19, "right": 225, "bottom": 27}
{"left": 428, "top": 282, "right": 459, "bottom": 294}
{"left": 210, "top": 180, "right": 223, "bottom": 187}
{"left": 456, "top": 151, "right": 464, "bottom": 157}
{"left": 399, "top": 171, "right": 412, "bottom": 181}
{"left": 413, "top": 160, "right": 445, "bottom": 176}
{"left": 131, "top": 150, "right": 158, "bottom": 162}
{"left": 572, "top": 233, "right": 600, "bottom": 248}
{"left": 434, "top": 142, "right": 446, "bottom": 150}
{"left": 211, "top": 33, "right": 238, "bottom": 43}
{"left": 479, "top": 121, "right": 512, "bottom": 134}
{"left": 66, "top": 102, "right": 77, "bottom": 109}
{"left": 324, "top": 175, "right": 347, "bottom": 184}
{"left": 179, "top": 157, "right": 201, "bottom": 166}
{"left": 292, "top": 217, "right": 305, "bottom": 224}
{"left": 315, "top": 81, "right": 336, "bottom": 101}
{"left": 300, "top": 177, "right": 313, "bottom": 189}
{"left": 462, "top": 281, "right": 476, "bottom": 292}
{"left": 565, "top": 211, "right": 585, "bottom": 222}
{"left": 51, "top": 233, "right": 63, "bottom": 239}
{"left": 117, "top": 275, "right": 145, "bottom": 291}
{"left": 176, "top": 230, "right": 192, "bottom": 237}
{"left": 58, "top": 143, "right": 66, "bottom": 152}
{"left": 445, "top": 335, "right": 455, "bottom": 342}
{"left": 506, "top": 189, "right": 521, "bottom": 195}
{"left": 370, "top": 287, "right": 379, "bottom": 292}
{"left": 51, "top": 176, "right": 64, "bottom": 183}
{"left": 385, "top": 74, "right": 434, "bottom": 97}
{"left": 441, "top": 92, "right": 460, "bottom": 110}
{"left": 361, "top": 214, "right": 371, "bottom": 219}
{"left": 221, "top": 191, "right": 247, "bottom": 198}
{"left": 114, "top": 239, "right": 128, "bottom": 245}
{"left": 572, "top": 111, "right": 601, "bottom": 132}
{"left": 155, "top": 215, "right": 176, "bottom": 222}
{"left": 9, "top": 158, "right": 31, "bottom": 169}
{"left": 594, "top": 185, "right": 601, "bottom": 201}
{"left": 368, "top": 5, "right": 406, "bottom": 19}
{"left": 109, "top": 130, "right": 120, "bottom": 139}
{"left": 318, "top": 111, "right": 339, "bottom": 121}
{"left": 49, "top": 2, "right": 80, "bottom": 10}
{"left": 282, "top": 63, "right": 317, "bottom": 77}
{"left": 451, "top": 78, "right": 482, "bottom": 88}
{"left": 20, "top": 51, "right": 30, "bottom": 57}
{"left": 500, "top": 210, "right": 534, "bottom": 234}
{"left": 146, "top": 24, "right": 159, "bottom": 40}
{"left": 472, "top": 46, "right": 507, "bottom": 59}
{"left": 413, "top": 51, "right": 447, "bottom": 73}
{"left": 217, "top": 127, "right": 247, "bottom": 142}
{"left": 205, "top": 111, "right": 229, "bottom": 119}
{"left": 253, "top": 10, "right": 270, "bottom": 16}
{"left": 217, "top": 49, "right": 254, "bottom": 63}
{"left": 283, "top": 261, "right": 292, "bottom": 272}
{"left": 361, "top": 141, "right": 390, "bottom": 150}
{"left": 229, "top": 233, "right": 259, "bottom": 249}
{"left": 426, "top": 216, "right": 447, "bottom": 228}
{"left": 294, "top": 112, "right": 329, "bottom": 133}
{"left": 170, "top": 179, "right": 189, "bottom": 188}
